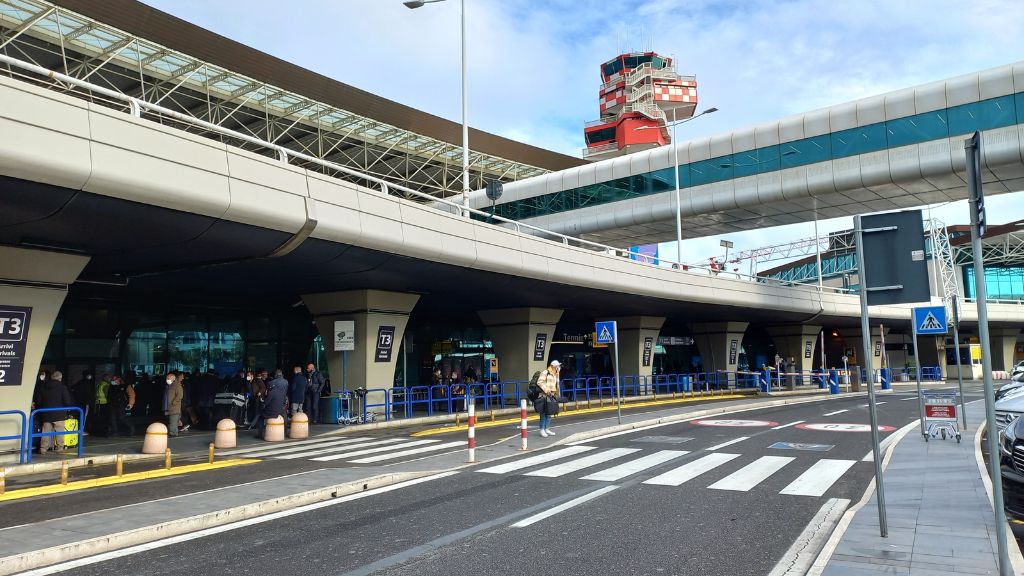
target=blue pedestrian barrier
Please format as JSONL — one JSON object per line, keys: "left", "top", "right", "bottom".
{"left": 27, "top": 406, "right": 84, "bottom": 463}
{"left": 0, "top": 409, "right": 28, "bottom": 464}
{"left": 680, "top": 374, "right": 691, "bottom": 392}
{"left": 363, "top": 388, "right": 391, "bottom": 422}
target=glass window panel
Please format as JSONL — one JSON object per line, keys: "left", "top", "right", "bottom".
{"left": 886, "top": 110, "right": 949, "bottom": 147}
{"left": 209, "top": 317, "right": 244, "bottom": 377}
{"left": 66, "top": 338, "right": 120, "bottom": 358}
{"left": 781, "top": 135, "right": 830, "bottom": 167}
{"left": 1017, "top": 93, "right": 1024, "bottom": 124}
{"left": 126, "top": 329, "right": 167, "bottom": 376}
{"left": 248, "top": 317, "right": 273, "bottom": 340}
{"left": 830, "top": 124, "right": 887, "bottom": 158}
{"left": 65, "top": 308, "right": 120, "bottom": 338}
{"left": 690, "top": 156, "right": 733, "bottom": 186}
{"left": 732, "top": 145, "right": 781, "bottom": 178}
{"left": 948, "top": 95, "right": 1015, "bottom": 135}
{"left": 168, "top": 315, "right": 208, "bottom": 373}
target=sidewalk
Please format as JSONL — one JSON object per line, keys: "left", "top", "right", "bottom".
{"left": 816, "top": 400, "right": 1024, "bottom": 575}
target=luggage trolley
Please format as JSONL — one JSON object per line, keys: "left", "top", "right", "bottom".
{"left": 341, "top": 387, "right": 377, "bottom": 425}
{"left": 922, "top": 391, "right": 961, "bottom": 442}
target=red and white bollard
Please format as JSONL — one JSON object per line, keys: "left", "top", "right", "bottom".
{"left": 520, "top": 399, "right": 528, "bottom": 451}
{"left": 467, "top": 402, "right": 476, "bottom": 463}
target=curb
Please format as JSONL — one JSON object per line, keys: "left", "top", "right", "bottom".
{"left": 0, "top": 470, "right": 437, "bottom": 576}
{"left": 2, "top": 453, "right": 164, "bottom": 478}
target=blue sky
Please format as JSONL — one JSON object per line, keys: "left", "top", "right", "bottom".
{"left": 142, "top": 0, "right": 1024, "bottom": 267}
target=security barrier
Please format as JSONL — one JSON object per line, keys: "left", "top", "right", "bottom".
{"left": 0, "top": 410, "right": 28, "bottom": 464}
{"left": 27, "top": 407, "right": 84, "bottom": 463}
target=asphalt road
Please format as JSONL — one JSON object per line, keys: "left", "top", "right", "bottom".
{"left": 47, "top": 385, "right": 986, "bottom": 576}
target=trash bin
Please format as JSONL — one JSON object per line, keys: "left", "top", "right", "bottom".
{"left": 761, "top": 369, "right": 772, "bottom": 393}
{"left": 880, "top": 368, "right": 891, "bottom": 390}
{"left": 320, "top": 395, "right": 340, "bottom": 424}
{"left": 680, "top": 375, "right": 691, "bottom": 392}
{"left": 828, "top": 369, "right": 840, "bottom": 395}
{"left": 816, "top": 369, "right": 826, "bottom": 389}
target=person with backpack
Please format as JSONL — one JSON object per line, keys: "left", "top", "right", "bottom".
{"left": 531, "top": 360, "right": 561, "bottom": 437}
{"left": 106, "top": 375, "right": 136, "bottom": 437}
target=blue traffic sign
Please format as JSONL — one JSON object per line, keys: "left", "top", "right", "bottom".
{"left": 595, "top": 320, "right": 617, "bottom": 344}
{"left": 913, "top": 306, "right": 947, "bottom": 335}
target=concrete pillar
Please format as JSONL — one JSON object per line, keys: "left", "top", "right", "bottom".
{"left": 0, "top": 247, "right": 89, "bottom": 461}
{"left": 765, "top": 325, "right": 822, "bottom": 390}
{"left": 688, "top": 321, "right": 749, "bottom": 374}
{"left": 302, "top": 290, "right": 420, "bottom": 405}
{"left": 607, "top": 316, "right": 666, "bottom": 379}
{"left": 478, "top": 308, "right": 563, "bottom": 385}
{"left": 991, "top": 328, "right": 1021, "bottom": 373}
{"left": 843, "top": 325, "right": 890, "bottom": 391}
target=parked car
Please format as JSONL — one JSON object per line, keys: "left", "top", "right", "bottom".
{"left": 1013, "top": 360, "right": 1024, "bottom": 378}
{"left": 997, "top": 380, "right": 1024, "bottom": 402}
{"left": 998, "top": 414, "right": 1024, "bottom": 527}
{"left": 995, "top": 391, "right": 1024, "bottom": 432}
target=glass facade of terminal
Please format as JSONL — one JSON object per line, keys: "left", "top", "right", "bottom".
{"left": 492, "top": 92, "right": 1024, "bottom": 221}
{"left": 964, "top": 265, "right": 1024, "bottom": 301}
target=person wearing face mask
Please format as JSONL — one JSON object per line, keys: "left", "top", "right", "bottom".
{"left": 166, "top": 372, "right": 184, "bottom": 437}
{"left": 93, "top": 373, "right": 111, "bottom": 436}
{"left": 303, "top": 363, "right": 326, "bottom": 425}
{"left": 69, "top": 370, "right": 95, "bottom": 436}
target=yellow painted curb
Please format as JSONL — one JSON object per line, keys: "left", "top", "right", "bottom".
{"left": 0, "top": 459, "right": 259, "bottom": 502}
{"left": 411, "top": 394, "right": 746, "bottom": 437}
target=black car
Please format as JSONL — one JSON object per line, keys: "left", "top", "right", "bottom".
{"left": 999, "top": 415, "right": 1024, "bottom": 528}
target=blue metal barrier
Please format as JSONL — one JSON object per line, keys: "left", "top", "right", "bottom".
{"left": 403, "top": 385, "right": 432, "bottom": 417}
{"left": 363, "top": 388, "right": 391, "bottom": 422}
{"left": 0, "top": 409, "right": 28, "bottom": 464}
{"left": 598, "top": 376, "right": 614, "bottom": 397}
{"left": 27, "top": 407, "right": 84, "bottom": 463}
{"left": 430, "top": 385, "right": 452, "bottom": 414}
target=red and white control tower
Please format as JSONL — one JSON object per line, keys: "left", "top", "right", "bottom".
{"left": 583, "top": 52, "right": 697, "bottom": 161}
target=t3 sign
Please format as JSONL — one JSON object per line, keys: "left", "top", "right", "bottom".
{"left": 0, "top": 306, "right": 31, "bottom": 386}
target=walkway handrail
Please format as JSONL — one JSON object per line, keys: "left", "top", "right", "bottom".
{"left": 0, "top": 54, "right": 853, "bottom": 297}
{"left": 0, "top": 409, "right": 28, "bottom": 464}
{"left": 27, "top": 406, "right": 84, "bottom": 463}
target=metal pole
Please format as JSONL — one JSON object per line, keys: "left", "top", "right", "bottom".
{"left": 814, "top": 215, "right": 824, "bottom": 289}
{"left": 911, "top": 318, "right": 926, "bottom": 437}
{"left": 820, "top": 329, "right": 826, "bottom": 380}
{"left": 966, "top": 131, "right": 1011, "bottom": 575}
{"left": 614, "top": 339, "right": 622, "bottom": 425}
{"left": 854, "top": 214, "right": 888, "bottom": 538}
{"left": 460, "top": 0, "right": 469, "bottom": 216}
{"left": 672, "top": 108, "right": 683, "bottom": 266}
{"left": 951, "top": 295, "right": 967, "bottom": 430}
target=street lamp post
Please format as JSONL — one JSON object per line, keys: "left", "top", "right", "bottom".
{"left": 405, "top": 0, "right": 470, "bottom": 215}
{"left": 635, "top": 107, "right": 718, "bottom": 266}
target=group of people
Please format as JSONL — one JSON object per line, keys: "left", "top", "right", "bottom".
{"left": 32, "top": 369, "right": 137, "bottom": 450}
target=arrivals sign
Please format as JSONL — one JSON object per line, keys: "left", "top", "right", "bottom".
{"left": 729, "top": 339, "right": 739, "bottom": 365}
{"left": 0, "top": 306, "right": 31, "bottom": 386}
{"left": 374, "top": 326, "right": 396, "bottom": 363}
{"left": 333, "top": 320, "right": 355, "bottom": 352}
{"left": 804, "top": 340, "right": 813, "bottom": 359}
{"left": 642, "top": 336, "right": 653, "bottom": 367}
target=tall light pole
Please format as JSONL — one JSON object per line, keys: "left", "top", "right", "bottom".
{"left": 405, "top": 0, "right": 470, "bottom": 215}
{"left": 635, "top": 106, "right": 718, "bottom": 266}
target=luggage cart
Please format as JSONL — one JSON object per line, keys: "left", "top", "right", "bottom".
{"left": 923, "top": 391, "right": 961, "bottom": 442}
{"left": 341, "top": 387, "right": 376, "bottom": 425}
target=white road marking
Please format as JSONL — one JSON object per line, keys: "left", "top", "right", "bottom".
{"left": 876, "top": 402, "right": 887, "bottom": 405}
{"left": 779, "top": 459, "right": 857, "bottom": 497}
{"left": 219, "top": 437, "right": 377, "bottom": 458}
{"left": 771, "top": 420, "right": 805, "bottom": 430}
{"left": 273, "top": 437, "right": 414, "bottom": 459}
{"left": 309, "top": 440, "right": 440, "bottom": 462}
{"left": 902, "top": 397, "right": 918, "bottom": 401}
{"left": 581, "top": 450, "right": 689, "bottom": 482}
{"left": 705, "top": 437, "right": 749, "bottom": 451}
{"left": 347, "top": 441, "right": 465, "bottom": 463}
{"left": 566, "top": 421, "right": 683, "bottom": 445}
{"left": 511, "top": 485, "right": 618, "bottom": 528}
{"left": 478, "top": 446, "right": 596, "bottom": 474}
{"left": 643, "top": 453, "right": 740, "bottom": 487}
{"left": 822, "top": 409, "right": 848, "bottom": 416}
{"left": 708, "top": 456, "right": 795, "bottom": 492}
{"left": 14, "top": 472, "right": 460, "bottom": 575}
{"left": 525, "top": 448, "right": 640, "bottom": 478}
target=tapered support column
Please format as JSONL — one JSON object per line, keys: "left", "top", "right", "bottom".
{"left": 844, "top": 325, "right": 890, "bottom": 391}
{"left": 478, "top": 308, "right": 563, "bottom": 387}
{"left": 765, "top": 325, "right": 822, "bottom": 390}
{"left": 607, "top": 316, "right": 666, "bottom": 379}
{"left": 0, "top": 247, "right": 89, "bottom": 461}
{"left": 303, "top": 290, "right": 420, "bottom": 405}
{"left": 688, "top": 322, "right": 749, "bottom": 374}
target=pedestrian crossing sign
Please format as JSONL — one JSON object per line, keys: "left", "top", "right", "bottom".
{"left": 913, "top": 306, "right": 947, "bottom": 335}
{"left": 595, "top": 321, "right": 617, "bottom": 344}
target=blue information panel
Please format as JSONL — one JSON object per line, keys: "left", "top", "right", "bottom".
{"left": 913, "top": 306, "right": 947, "bottom": 335}
{"left": 595, "top": 321, "right": 617, "bottom": 344}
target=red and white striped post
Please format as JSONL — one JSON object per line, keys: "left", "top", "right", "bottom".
{"left": 520, "top": 399, "right": 528, "bottom": 451}
{"left": 467, "top": 402, "right": 476, "bottom": 462}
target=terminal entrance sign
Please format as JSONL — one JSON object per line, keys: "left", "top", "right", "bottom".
{"left": 0, "top": 306, "right": 31, "bottom": 386}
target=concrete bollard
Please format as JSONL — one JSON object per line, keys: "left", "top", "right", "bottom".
{"left": 141, "top": 422, "right": 168, "bottom": 454}
{"left": 264, "top": 415, "right": 285, "bottom": 442}
{"left": 289, "top": 412, "right": 309, "bottom": 439}
{"left": 60, "top": 461, "right": 68, "bottom": 485}
{"left": 115, "top": 454, "right": 124, "bottom": 477}
{"left": 214, "top": 418, "right": 237, "bottom": 448}
{"left": 164, "top": 448, "right": 172, "bottom": 470}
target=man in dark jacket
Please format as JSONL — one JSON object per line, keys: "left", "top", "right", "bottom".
{"left": 303, "top": 362, "right": 326, "bottom": 425}
{"left": 259, "top": 369, "right": 289, "bottom": 439}
{"left": 34, "top": 371, "right": 74, "bottom": 453}
{"left": 68, "top": 370, "right": 95, "bottom": 436}
{"left": 288, "top": 365, "right": 306, "bottom": 419}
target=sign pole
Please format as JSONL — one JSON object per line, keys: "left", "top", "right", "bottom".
{"left": 951, "top": 296, "right": 967, "bottom": 430}
{"left": 911, "top": 318, "right": 925, "bottom": 437}
{"left": 854, "top": 215, "right": 888, "bottom": 538}
{"left": 614, "top": 338, "right": 622, "bottom": 425}
{"left": 966, "top": 131, "right": 1010, "bottom": 575}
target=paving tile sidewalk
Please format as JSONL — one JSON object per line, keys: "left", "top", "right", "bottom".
{"left": 821, "top": 400, "right": 1024, "bottom": 575}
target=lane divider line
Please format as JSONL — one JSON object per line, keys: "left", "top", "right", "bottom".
{"left": 511, "top": 485, "right": 618, "bottom": 528}
{"left": 771, "top": 420, "right": 805, "bottom": 430}
{"left": 823, "top": 410, "right": 848, "bottom": 416}
{"left": 705, "top": 437, "right": 749, "bottom": 451}
{"left": 0, "top": 459, "right": 259, "bottom": 502}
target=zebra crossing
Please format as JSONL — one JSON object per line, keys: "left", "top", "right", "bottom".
{"left": 218, "top": 435, "right": 464, "bottom": 464}
{"left": 477, "top": 445, "right": 861, "bottom": 498}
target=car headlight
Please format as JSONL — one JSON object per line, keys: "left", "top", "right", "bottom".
{"left": 1004, "top": 419, "right": 1020, "bottom": 455}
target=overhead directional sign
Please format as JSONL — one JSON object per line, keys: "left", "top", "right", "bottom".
{"left": 913, "top": 306, "right": 948, "bottom": 335}
{"left": 595, "top": 321, "right": 617, "bottom": 344}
